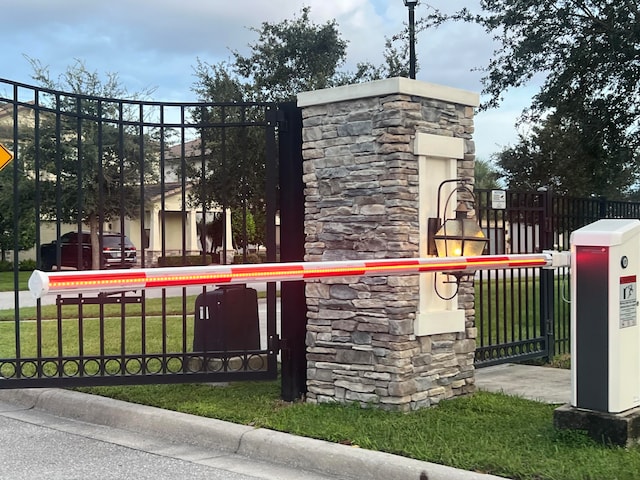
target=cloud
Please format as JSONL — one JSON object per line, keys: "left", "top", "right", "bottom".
{"left": 1, "top": 0, "right": 537, "bottom": 156}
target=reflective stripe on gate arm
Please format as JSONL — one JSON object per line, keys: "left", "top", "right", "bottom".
{"left": 28, "top": 253, "right": 553, "bottom": 299}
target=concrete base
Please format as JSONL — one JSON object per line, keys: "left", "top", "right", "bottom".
{"left": 554, "top": 403, "right": 640, "bottom": 447}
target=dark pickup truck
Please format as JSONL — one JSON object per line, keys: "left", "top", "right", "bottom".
{"left": 40, "top": 231, "right": 137, "bottom": 271}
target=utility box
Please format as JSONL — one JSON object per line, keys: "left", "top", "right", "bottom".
{"left": 193, "top": 285, "right": 260, "bottom": 352}
{"left": 571, "top": 219, "right": 640, "bottom": 413}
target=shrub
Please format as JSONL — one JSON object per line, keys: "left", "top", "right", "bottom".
{"left": 0, "top": 260, "right": 12, "bottom": 272}
{"left": 157, "top": 255, "right": 213, "bottom": 267}
{"left": 233, "top": 253, "right": 262, "bottom": 264}
{"left": 19, "top": 259, "right": 37, "bottom": 271}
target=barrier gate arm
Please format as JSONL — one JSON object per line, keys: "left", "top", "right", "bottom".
{"left": 28, "top": 251, "right": 571, "bottom": 299}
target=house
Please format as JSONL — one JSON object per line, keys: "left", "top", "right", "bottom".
{"left": 125, "top": 180, "right": 232, "bottom": 267}
{"left": 1, "top": 101, "right": 230, "bottom": 265}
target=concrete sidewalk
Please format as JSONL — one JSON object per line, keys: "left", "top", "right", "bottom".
{"left": 475, "top": 363, "right": 571, "bottom": 404}
{"left": 0, "top": 364, "right": 570, "bottom": 480}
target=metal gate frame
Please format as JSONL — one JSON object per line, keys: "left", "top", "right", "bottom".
{"left": 475, "top": 188, "right": 640, "bottom": 367}
{"left": 0, "top": 79, "right": 306, "bottom": 394}
{"left": 474, "top": 189, "right": 550, "bottom": 366}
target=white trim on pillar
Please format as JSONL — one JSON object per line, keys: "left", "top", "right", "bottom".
{"left": 415, "top": 132, "right": 466, "bottom": 336}
{"left": 297, "top": 77, "right": 479, "bottom": 108}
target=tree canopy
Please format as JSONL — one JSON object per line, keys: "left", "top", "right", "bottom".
{"left": 24, "top": 58, "right": 159, "bottom": 268}
{"left": 231, "top": 7, "right": 348, "bottom": 101}
{"left": 196, "top": 7, "right": 408, "bottom": 104}
{"left": 494, "top": 110, "right": 639, "bottom": 198}
{"left": 0, "top": 167, "right": 35, "bottom": 261}
{"left": 422, "top": 1, "right": 640, "bottom": 197}
{"left": 474, "top": 158, "right": 502, "bottom": 190}
{"left": 189, "top": 7, "right": 408, "bottom": 249}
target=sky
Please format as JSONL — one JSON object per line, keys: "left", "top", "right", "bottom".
{"left": 1, "top": 0, "right": 541, "bottom": 160}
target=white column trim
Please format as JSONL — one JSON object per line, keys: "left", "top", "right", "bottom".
{"left": 415, "top": 132, "right": 467, "bottom": 336}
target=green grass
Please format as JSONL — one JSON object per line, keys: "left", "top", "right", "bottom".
{"left": 475, "top": 274, "right": 571, "bottom": 348}
{"left": 0, "top": 315, "right": 192, "bottom": 358}
{"left": 0, "top": 295, "right": 196, "bottom": 322}
{"left": 7, "top": 270, "right": 632, "bottom": 479}
{"left": 76, "top": 381, "right": 640, "bottom": 480}
{"left": 0, "top": 271, "right": 31, "bottom": 291}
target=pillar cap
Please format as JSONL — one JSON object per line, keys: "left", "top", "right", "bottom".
{"left": 297, "top": 77, "right": 479, "bottom": 108}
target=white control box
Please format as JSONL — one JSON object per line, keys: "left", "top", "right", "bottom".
{"left": 571, "top": 219, "right": 640, "bottom": 413}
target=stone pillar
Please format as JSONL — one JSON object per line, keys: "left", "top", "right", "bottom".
{"left": 298, "top": 77, "right": 479, "bottom": 411}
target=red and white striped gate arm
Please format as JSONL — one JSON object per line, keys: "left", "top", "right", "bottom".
{"left": 28, "top": 252, "right": 569, "bottom": 299}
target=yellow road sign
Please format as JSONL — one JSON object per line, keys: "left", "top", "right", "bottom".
{"left": 0, "top": 143, "right": 13, "bottom": 172}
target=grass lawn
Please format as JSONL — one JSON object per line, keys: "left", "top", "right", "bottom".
{"left": 0, "top": 271, "right": 31, "bottom": 291}
{"left": 5, "top": 270, "right": 639, "bottom": 479}
{"left": 77, "top": 380, "right": 640, "bottom": 480}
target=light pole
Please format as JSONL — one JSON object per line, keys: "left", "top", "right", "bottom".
{"left": 403, "top": 0, "right": 418, "bottom": 79}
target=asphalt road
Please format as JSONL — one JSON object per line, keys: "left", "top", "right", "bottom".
{"left": 0, "top": 398, "right": 340, "bottom": 480}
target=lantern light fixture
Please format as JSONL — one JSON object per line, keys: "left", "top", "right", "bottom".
{"left": 427, "top": 178, "right": 489, "bottom": 299}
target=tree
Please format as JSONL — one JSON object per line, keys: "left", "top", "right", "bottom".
{"left": 190, "top": 8, "right": 407, "bottom": 250}
{"left": 493, "top": 111, "right": 639, "bottom": 198}
{"left": 231, "top": 7, "right": 347, "bottom": 101}
{"left": 421, "top": 1, "right": 640, "bottom": 194}
{"left": 423, "top": 2, "right": 639, "bottom": 116}
{"left": 474, "top": 158, "right": 502, "bottom": 190}
{"left": 188, "top": 61, "right": 267, "bottom": 249}
{"left": 0, "top": 169, "right": 36, "bottom": 261}
{"left": 231, "top": 208, "right": 257, "bottom": 251}
{"left": 196, "top": 7, "right": 408, "bottom": 103}
{"left": 24, "top": 58, "right": 159, "bottom": 269}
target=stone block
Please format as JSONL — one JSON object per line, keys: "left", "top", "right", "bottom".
{"left": 387, "top": 275, "right": 419, "bottom": 287}
{"left": 346, "top": 391, "right": 379, "bottom": 404}
{"left": 332, "top": 319, "right": 357, "bottom": 332}
{"left": 305, "top": 332, "right": 316, "bottom": 347}
{"left": 388, "top": 380, "right": 417, "bottom": 397}
{"left": 303, "top": 126, "right": 324, "bottom": 142}
{"left": 351, "top": 331, "right": 372, "bottom": 345}
{"left": 415, "top": 376, "right": 433, "bottom": 391}
{"left": 335, "top": 379, "right": 376, "bottom": 393}
{"left": 389, "top": 319, "right": 414, "bottom": 336}
{"left": 329, "top": 285, "right": 359, "bottom": 300}
{"left": 413, "top": 353, "right": 432, "bottom": 367}
{"left": 454, "top": 339, "right": 476, "bottom": 355}
{"left": 317, "top": 309, "right": 356, "bottom": 320}
{"left": 335, "top": 349, "right": 374, "bottom": 365}
{"left": 363, "top": 371, "right": 391, "bottom": 381}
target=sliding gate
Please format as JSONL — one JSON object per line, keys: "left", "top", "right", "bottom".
{"left": 0, "top": 78, "right": 305, "bottom": 390}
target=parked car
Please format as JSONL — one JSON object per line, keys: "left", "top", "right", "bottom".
{"left": 40, "top": 232, "right": 137, "bottom": 271}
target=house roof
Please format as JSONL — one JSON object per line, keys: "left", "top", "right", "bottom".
{"left": 145, "top": 182, "right": 186, "bottom": 201}
{"left": 165, "top": 138, "right": 205, "bottom": 159}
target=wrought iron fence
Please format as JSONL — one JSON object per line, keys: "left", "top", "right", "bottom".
{"left": 475, "top": 188, "right": 640, "bottom": 366}
{"left": 0, "top": 77, "right": 304, "bottom": 388}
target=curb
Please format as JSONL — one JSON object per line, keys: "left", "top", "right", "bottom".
{"left": 0, "top": 388, "right": 507, "bottom": 480}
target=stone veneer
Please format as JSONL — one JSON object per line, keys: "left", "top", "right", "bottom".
{"left": 299, "top": 78, "right": 479, "bottom": 411}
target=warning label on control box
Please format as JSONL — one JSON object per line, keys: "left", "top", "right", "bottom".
{"left": 620, "top": 275, "right": 637, "bottom": 328}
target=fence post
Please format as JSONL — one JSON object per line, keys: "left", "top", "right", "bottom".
{"left": 540, "top": 188, "right": 555, "bottom": 361}
{"left": 277, "top": 102, "right": 307, "bottom": 402}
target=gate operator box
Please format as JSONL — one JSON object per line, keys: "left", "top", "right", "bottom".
{"left": 193, "top": 285, "right": 260, "bottom": 352}
{"left": 571, "top": 219, "right": 640, "bottom": 413}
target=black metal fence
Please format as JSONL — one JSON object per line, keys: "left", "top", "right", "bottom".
{"left": 0, "top": 78, "right": 304, "bottom": 390}
{"left": 475, "top": 188, "right": 640, "bottom": 366}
